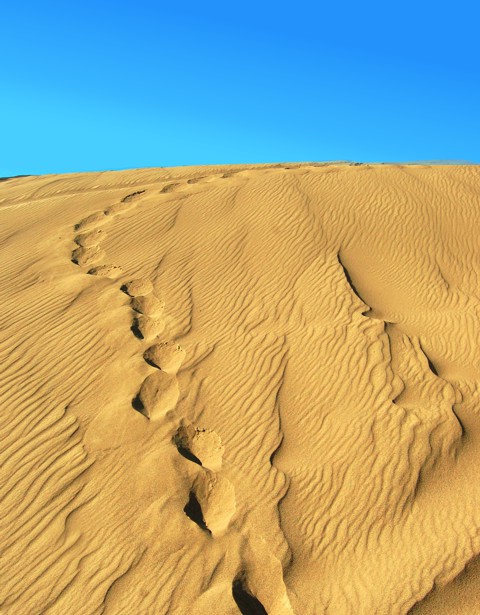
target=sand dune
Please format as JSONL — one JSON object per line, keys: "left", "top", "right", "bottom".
{"left": 0, "top": 162, "right": 479, "bottom": 614}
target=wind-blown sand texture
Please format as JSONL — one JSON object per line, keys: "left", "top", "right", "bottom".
{"left": 1, "top": 163, "right": 479, "bottom": 614}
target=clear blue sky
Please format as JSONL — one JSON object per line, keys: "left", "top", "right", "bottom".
{"left": 1, "top": 1, "right": 479, "bottom": 176}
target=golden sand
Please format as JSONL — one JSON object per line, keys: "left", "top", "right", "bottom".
{"left": 1, "top": 163, "right": 479, "bottom": 614}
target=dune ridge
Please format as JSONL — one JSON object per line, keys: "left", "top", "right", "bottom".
{"left": 0, "top": 162, "right": 479, "bottom": 614}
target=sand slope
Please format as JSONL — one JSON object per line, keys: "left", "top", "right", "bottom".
{"left": 0, "top": 163, "right": 479, "bottom": 614}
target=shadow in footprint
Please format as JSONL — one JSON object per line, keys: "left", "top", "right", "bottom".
{"left": 130, "top": 322, "right": 144, "bottom": 339}
{"left": 175, "top": 442, "right": 202, "bottom": 466}
{"left": 232, "top": 576, "right": 268, "bottom": 615}
{"left": 121, "top": 190, "right": 146, "bottom": 203}
{"left": 143, "top": 356, "right": 159, "bottom": 369}
{"left": 132, "top": 394, "right": 148, "bottom": 417}
{"left": 184, "top": 491, "right": 210, "bottom": 534}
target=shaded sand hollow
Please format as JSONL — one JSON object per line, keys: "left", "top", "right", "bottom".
{"left": 1, "top": 162, "right": 479, "bottom": 614}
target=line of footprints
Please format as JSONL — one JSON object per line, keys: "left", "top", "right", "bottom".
{"left": 71, "top": 188, "right": 236, "bottom": 538}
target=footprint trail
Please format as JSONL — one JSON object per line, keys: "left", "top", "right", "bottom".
{"left": 67, "top": 173, "right": 294, "bottom": 615}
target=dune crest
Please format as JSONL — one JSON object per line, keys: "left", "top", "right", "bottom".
{"left": 1, "top": 162, "right": 479, "bottom": 614}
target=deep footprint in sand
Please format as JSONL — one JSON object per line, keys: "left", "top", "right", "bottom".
{"left": 186, "top": 470, "right": 236, "bottom": 537}
{"left": 104, "top": 202, "right": 134, "bottom": 216}
{"left": 132, "top": 314, "right": 166, "bottom": 340}
{"left": 123, "top": 278, "right": 154, "bottom": 297}
{"left": 160, "top": 183, "right": 180, "bottom": 193}
{"left": 71, "top": 245, "right": 104, "bottom": 266}
{"left": 121, "top": 190, "right": 146, "bottom": 203}
{"left": 74, "top": 228, "right": 106, "bottom": 247}
{"left": 136, "top": 370, "right": 179, "bottom": 419}
{"left": 174, "top": 419, "right": 225, "bottom": 472}
{"left": 104, "top": 190, "right": 146, "bottom": 215}
{"left": 131, "top": 294, "right": 165, "bottom": 316}
{"left": 143, "top": 341, "right": 186, "bottom": 374}
{"left": 74, "top": 211, "right": 108, "bottom": 232}
{"left": 87, "top": 264, "right": 123, "bottom": 278}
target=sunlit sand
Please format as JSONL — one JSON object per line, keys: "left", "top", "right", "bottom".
{"left": 1, "top": 162, "right": 479, "bottom": 614}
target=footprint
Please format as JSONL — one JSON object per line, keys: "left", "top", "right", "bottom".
{"left": 120, "top": 190, "right": 146, "bottom": 203}
{"left": 160, "top": 183, "right": 179, "bottom": 193}
{"left": 104, "top": 200, "right": 139, "bottom": 215}
{"left": 87, "top": 264, "right": 123, "bottom": 278}
{"left": 137, "top": 370, "right": 180, "bottom": 419}
{"left": 132, "top": 314, "right": 166, "bottom": 340}
{"left": 74, "top": 211, "right": 107, "bottom": 232}
{"left": 103, "top": 203, "right": 127, "bottom": 216}
{"left": 143, "top": 341, "right": 186, "bottom": 374}
{"left": 174, "top": 419, "right": 224, "bottom": 471}
{"left": 131, "top": 294, "right": 165, "bottom": 316}
{"left": 123, "top": 278, "right": 154, "bottom": 297}
{"left": 74, "top": 228, "right": 105, "bottom": 247}
{"left": 187, "top": 470, "right": 236, "bottom": 537}
{"left": 71, "top": 245, "right": 104, "bottom": 266}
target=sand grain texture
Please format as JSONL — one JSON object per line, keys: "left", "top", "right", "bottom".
{"left": 1, "top": 163, "right": 479, "bottom": 614}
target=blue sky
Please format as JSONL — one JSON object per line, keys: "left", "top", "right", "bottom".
{"left": 1, "top": 1, "right": 479, "bottom": 176}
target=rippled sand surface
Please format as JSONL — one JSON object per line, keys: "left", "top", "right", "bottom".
{"left": 1, "top": 163, "right": 479, "bottom": 614}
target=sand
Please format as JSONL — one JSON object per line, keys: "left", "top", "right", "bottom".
{"left": 0, "top": 162, "right": 479, "bottom": 614}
